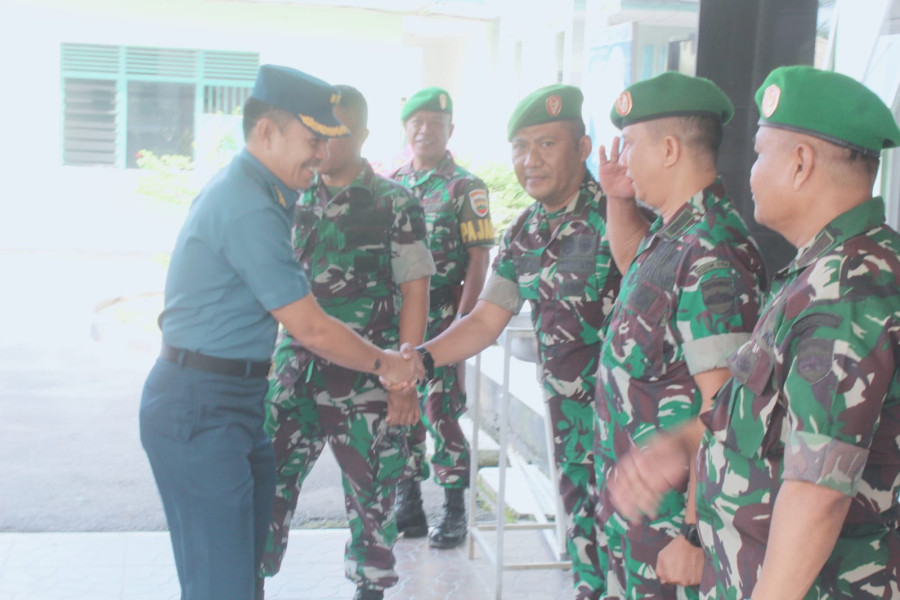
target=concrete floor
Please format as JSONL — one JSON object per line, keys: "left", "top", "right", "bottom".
{"left": 0, "top": 529, "right": 574, "bottom": 600}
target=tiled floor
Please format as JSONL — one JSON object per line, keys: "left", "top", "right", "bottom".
{"left": 0, "top": 528, "right": 573, "bottom": 600}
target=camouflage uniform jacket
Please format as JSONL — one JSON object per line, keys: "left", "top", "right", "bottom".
{"left": 391, "top": 151, "right": 494, "bottom": 298}
{"left": 481, "top": 173, "right": 620, "bottom": 386}
{"left": 277, "top": 160, "right": 434, "bottom": 393}
{"left": 698, "top": 196, "right": 900, "bottom": 599}
{"left": 596, "top": 178, "right": 766, "bottom": 527}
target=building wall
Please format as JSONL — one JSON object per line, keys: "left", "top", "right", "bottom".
{"left": 0, "top": 0, "right": 507, "bottom": 183}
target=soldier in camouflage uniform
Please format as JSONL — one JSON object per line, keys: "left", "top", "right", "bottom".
{"left": 607, "top": 67, "right": 900, "bottom": 600}
{"left": 594, "top": 73, "right": 766, "bottom": 599}
{"left": 390, "top": 87, "right": 494, "bottom": 549}
{"left": 402, "top": 84, "right": 621, "bottom": 600}
{"left": 259, "top": 86, "right": 434, "bottom": 600}
{"left": 694, "top": 67, "right": 900, "bottom": 599}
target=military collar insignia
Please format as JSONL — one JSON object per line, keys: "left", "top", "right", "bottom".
{"left": 794, "top": 229, "right": 837, "bottom": 271}
{"left": 659, "top": 203, "right": 699, "bottom": 240}
{"left": 791, "top": 198, "right": 886, "bottom": 272}
{"left": 273, "top": 185, "right": 287, "bottom": 208}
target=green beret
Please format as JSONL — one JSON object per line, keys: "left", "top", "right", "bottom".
{"left": 507, "top": 84, "right": 584, "bottom": 140}
{"left": 401, "top": 87, "right": 452, "bottom": 122}
{"left": 756, "top": 65, "right": 900, "bottom": 156}
{"left": 610, "top": 71, "right": 734, "bottom": 129}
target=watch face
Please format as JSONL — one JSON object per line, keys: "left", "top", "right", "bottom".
{"left": 683, "top": 524, "right": 701, "bottom": 547}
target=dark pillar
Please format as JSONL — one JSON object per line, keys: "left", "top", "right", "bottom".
{"left": 696, "top": 0, "right": 819, "bottom": 274}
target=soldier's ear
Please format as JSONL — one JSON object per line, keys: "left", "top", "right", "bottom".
{"left": 578, "top": 135, "right": 592, "bottom": 162}
{"left": 662, "top": 135, "right": 681, "bottom": 167}
{"left": 358, "top": 127, "right": 370, "bottom": 146}
{"left": 790, "top": 141, "right": 816, "bottom": 191}
{"left": 255, "top": 117, "right": 278, "bottom": 148}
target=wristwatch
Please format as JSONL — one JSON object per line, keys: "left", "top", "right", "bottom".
{"left": 680, "top": 521, "right": 702, "bottom": 548}
{"left": 415, "top": 345, "right": 435, "bottom": 381}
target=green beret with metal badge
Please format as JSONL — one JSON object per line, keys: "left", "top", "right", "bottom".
{"left": 610, "top": 71, "right": 734, "bottom": 129}
{"left": 401, "top": 87, "right": 453, "bottom": 122}
{"left": 507, "top": 84, "right": 584, "bottom": 140}
{"left": 755, "top": 65, "right": 900, "bottom": 156}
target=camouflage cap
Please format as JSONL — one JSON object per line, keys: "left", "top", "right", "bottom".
{"left": 756, "top": 65, "right": 900, "bottom": 156}
{"left": 251, "top": 64, "right": 349, "bottom": 137}
{"left": 610, "top": 71, "right": 734, "bottom": 129}
{"left": 401, "top": 87, "right": 453, "bottom": 122}
{"left": 507, "top": 84, "right": 584, "bottom": 140}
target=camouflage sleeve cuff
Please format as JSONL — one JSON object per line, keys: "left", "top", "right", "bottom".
{"left": 783, "top": 430, "right": 869, "bottom": 497}
{"left": 682, "top": 332, "right": 751, "bottom": 374}
{"left": 391, "top": 241, "right": 437, "bottom": 285}
{"left": 479, "top": 272, "right": 524, "bottom": 314}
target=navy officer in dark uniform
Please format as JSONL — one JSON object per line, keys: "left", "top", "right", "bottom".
{"left": 139, "top": 65, "right": 421, "bottom": 600}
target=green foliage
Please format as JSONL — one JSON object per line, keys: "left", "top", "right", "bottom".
{"left": 135, "top": 150, "right": 198, "bottom": 207}
{"left": 466, "top": 161, "right": 533, "bottom": 241}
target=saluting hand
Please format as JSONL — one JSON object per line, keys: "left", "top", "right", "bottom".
{"left": 609, "top": 433, "right": 690, "bottom": 522}
{"left": 597, "top": 136, "right": 636, "bottom": 200}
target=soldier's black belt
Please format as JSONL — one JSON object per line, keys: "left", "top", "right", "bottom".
{"left": 161, "top": 344, "right": 271, "bottom": 378}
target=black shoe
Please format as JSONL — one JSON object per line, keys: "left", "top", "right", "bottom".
{"left": 353, "top": 586, "right": 384, "bottom": 600}
{"left": 429, "top": 487, "right": 467, "bottom": 549}
{"left": 395, "top": 479, "right": 428, "bottom": 538}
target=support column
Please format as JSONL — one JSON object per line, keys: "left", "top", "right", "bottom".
{"left": 697, "top": 0, "right": 818, "bottom": 273}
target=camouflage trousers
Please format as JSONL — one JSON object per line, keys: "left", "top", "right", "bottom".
{"left": 544, "top": 378, "right": 606, "bottom": 600}
{"left": 260, "top": 350, "right": 409, "bottom": 590}
{"left": 407, "top": 299, "right": 470, "bottom": 488}
{"left": 600, "top": 511, "right": 699, "bottom": 600}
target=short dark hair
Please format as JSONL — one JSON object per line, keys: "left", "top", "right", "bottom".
{"left": 562, "top": 119, "right": 587, "bottom": 145}
{"left": 242, "top": 96, "right": 294, "bottom": 140}
{"left": 648, "top": 115, "right": 723, "bottom": 160}
{"left": 824, "top": 143, "right": 881, "bottom": 182}
{"left": 676, "top": 115, "right": 723, "bottom": 157}
{"left": 334, "top": 85, "right": 368, "bottom": 129}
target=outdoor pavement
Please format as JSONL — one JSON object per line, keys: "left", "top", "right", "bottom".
{"left": 0, "top": 529, "right": 573, "bottom": 600}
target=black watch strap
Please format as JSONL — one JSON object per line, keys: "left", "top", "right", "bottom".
{"left": 680, "top": 521, "right": 702, "bottom": 548}
{"left": 415, "top": 345, "right": 435, "bottom": 381}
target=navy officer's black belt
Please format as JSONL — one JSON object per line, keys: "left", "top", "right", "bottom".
{"left": 161, "top": 344, "right": 271, "bottom": 378}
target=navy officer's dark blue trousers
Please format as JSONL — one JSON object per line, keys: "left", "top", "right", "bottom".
{"left": 140, "top": 358, "right": 275, "bottom": 600}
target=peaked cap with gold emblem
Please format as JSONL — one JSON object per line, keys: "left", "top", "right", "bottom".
{"left": 756, "top": 65, "right": 900, "bottom": 156}
{"left": 610, "top": 71, "right": 733, "bottom": 129}
{"left": 251, "top": 64, "right": 349, "bottom": 137}
{"left": 507, "top": 84, "right": 584, "bottom": 140}
{"left": 401, "top": 87, "right": 453, "bottom": 122}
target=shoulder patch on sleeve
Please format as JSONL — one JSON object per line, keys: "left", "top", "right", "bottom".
{"left": 701, "top": 277, "right": 736, "bottom": 315}
{"left": 795, "top": 337, "right": 834, "bottom": 384}
{"left": 469, "top": 188, "right": 489, "bottom": 218}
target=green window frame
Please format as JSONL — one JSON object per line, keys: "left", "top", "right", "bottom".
{"left": 61, "top": 43, "right": 258, "bottom": 168}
